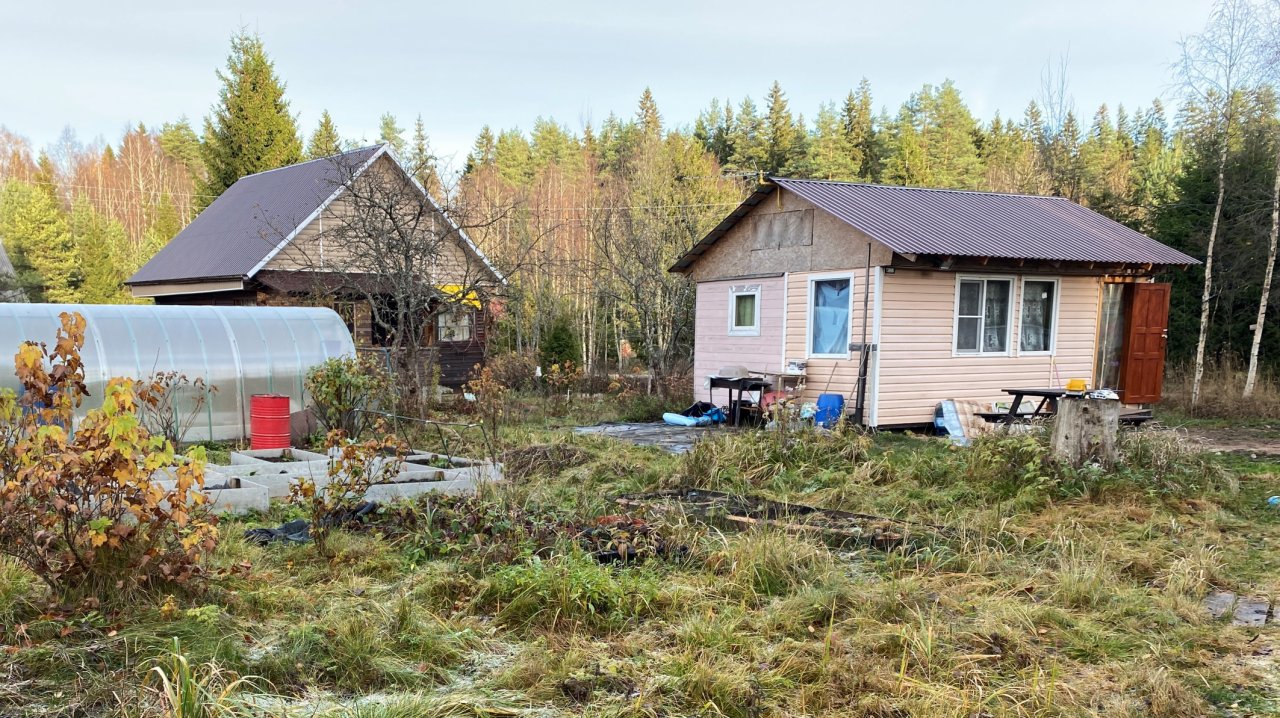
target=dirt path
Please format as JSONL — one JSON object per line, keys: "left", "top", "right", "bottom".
{"left": 1175, "top": 425, "right": 1280, "bottom": 457}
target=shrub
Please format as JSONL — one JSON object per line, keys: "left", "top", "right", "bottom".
{"left": 0, "top": 312, "right": 218, "bottom": 602}
{"left": 540, "top": 315, "right": 580, "bottom": 367}
{"left": 304, "top": 355, "right": 392, "bottom": 438}
{"left": 486, "top": 352, "right": 537, "bottom": 391}
{"left": 291, "top": 431, "right": 405, "bottom": 557}
{"left": 135, "top": 370, "right": 218, "bottom": 447}
{"left": 465, "top": 365, "right": 508, "bottom": 439}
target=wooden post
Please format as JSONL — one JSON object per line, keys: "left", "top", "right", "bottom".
{"left": 1050, "top": 398, "right": 1120, "bottom": 467}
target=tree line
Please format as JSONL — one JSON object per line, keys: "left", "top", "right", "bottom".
{"left": 2, "top": 2, "right": 1280, "bottom": 399}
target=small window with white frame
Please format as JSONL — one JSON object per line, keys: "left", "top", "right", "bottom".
{"left": 436, "top": 307, "right": 474, "bottom": 343}
{"left": 955, "top": 276, "right": 1013, "bottom": 355}
{"left": 728, "top": 284, "right": 761, "bottom": 336}
{"left": 1019, "top": 277, "right": 1059, "bottom": 354}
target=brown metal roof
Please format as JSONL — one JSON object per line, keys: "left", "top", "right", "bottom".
{"left": 128, "top": 146, "right": 384, "bottom": 285}
{"left": 670, "top": 178, "right": 1199, "bottom": 272}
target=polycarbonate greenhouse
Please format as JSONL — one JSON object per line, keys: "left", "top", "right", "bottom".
{"left": 0, "top": 303, "right": 355, "bottom": 441}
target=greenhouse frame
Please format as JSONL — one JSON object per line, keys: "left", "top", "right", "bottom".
{"left": 0, "top": 303, "right": 355, "bottom": 441}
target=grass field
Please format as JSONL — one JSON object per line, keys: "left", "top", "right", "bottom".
{"left": 1, "top": 399, "right": 1277, "bottom": 717}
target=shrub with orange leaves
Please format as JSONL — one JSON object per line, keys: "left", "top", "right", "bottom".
{"left": 0, "top": 312, "right": 219, "bottom": 603}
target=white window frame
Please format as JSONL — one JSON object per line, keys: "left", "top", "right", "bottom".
{"left": 728, "top": 284, "right": 762, "bottom": 337}
{"left": 807, "top": 273, "right": 854, "bottom": 359}
{"left": 1018, "top": 276, "right": 1061, "bottom": 356}
{"left": 952, "top": 274, "right": 1014, "bottom": 357}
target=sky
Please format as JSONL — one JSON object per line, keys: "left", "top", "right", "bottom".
{"left": 0, "top": 0, "right": 1215, "bottom": 169}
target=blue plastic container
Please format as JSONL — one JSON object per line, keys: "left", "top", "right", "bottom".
{"left": 814, "top": 393, "right": 846, "bottom": 428}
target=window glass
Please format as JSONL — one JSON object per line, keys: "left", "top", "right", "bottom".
{"left": 437, "top": 308, "right": 473, "bottom": 342}
{"left": 958, "top": 280, "right": 982, "bottom": 316}
{"left": 982, "top": 280, "right": 1011, "bottom": 352}
{"left": 1020, "top": 280, "right": 1056, "bottom": 352}
{"left": 955, "top": 278, "right": 1012, "bottom": 354}
{"left": 811, "top": 278, "right": 851, "bottom": 356}
{"left": 956, "top": 317, "right": 980, "bottom": 351}
{"left": 733, "top": 293, "right": 757, "bottom": 329}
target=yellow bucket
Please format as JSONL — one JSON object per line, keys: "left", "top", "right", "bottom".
{"left": 1065, "top": 378, "right": 1087, "bottom": 393}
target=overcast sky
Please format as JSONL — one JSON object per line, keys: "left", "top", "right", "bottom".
{"left": 1, "top": 0, "right": 1213, "bottom": 168}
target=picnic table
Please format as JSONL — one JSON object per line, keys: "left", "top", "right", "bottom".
{"left": 976, "top": 388, "right": 1067, "bottom": 424}
{"left": 708, "top": 375, "right": 772, "bottom": 427}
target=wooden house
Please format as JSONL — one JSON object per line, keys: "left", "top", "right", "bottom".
{"left": 670, "top": 178, "right": 1197, "bottom": 427}
{"left": 126, "top": 144, "right": 505, "bottom": 386}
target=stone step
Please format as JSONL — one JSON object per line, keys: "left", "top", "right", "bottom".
{"left": 1204, "top": 590, "right": 1274, "bottom": 627}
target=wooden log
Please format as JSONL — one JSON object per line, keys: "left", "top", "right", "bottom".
{"left": 1050, "top": 397, "right": 1120, "bottom": 467}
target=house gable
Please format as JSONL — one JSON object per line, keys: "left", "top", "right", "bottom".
{"left": 264, "top": 154, "right": 484, "bottom": 286}
{"left": 686, "top": 188, "right": 893, "bottom": 282}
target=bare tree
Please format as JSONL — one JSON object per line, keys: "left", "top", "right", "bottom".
{"left": 1178, "top": 0, "right": 1263, "bottom": 407}
{"left": 286, "top": 146, "right": 520, "bottom": 411}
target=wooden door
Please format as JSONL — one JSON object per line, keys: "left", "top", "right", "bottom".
{"left": 1118, "top": 283, "right": 1171, "bottom": 404}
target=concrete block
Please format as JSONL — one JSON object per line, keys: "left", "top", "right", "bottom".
{"left": 154, "top": 475, "right": 270, "bottom": 515}
{"left": 207, "top": 460, "right": 330, "bottom": 498}
{"left": 230, "top": 447, "right": 327, "bottom": 465}
{"left": 364, "top": 478, "right": 476, "bottom": 502}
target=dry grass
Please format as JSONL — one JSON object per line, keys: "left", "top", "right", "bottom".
{"left": 0, "top": 407, "right": 1275, "bottom": 718}
{"left": 1163, "top": 359, "right": 1280, "bottom": 419}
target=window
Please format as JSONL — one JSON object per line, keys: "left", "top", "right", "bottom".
{"left": 436, "top": 307, "right": 474, "bottom": 343}
{"left": 955, "top": 277, "right": 1012, "bottom": 354}
{"left": 333, "top": 301, "right": 357, "bottom": 337}
{"left": 728, "top": 285, "right": 761, "bottom": 336}
{"left": 809, "top": 276, "right": 851, "bottom": 357}
{"left": 1020, "top": 278, "right": 1059, "bottom": 353}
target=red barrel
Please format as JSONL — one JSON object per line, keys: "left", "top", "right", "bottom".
{"left": 250, "top": 394, "right": 291, "bottom": 449}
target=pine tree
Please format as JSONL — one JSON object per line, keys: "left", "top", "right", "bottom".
{"left": 801, "top": 103, "right": 858, "bottom": 180}
{"left": 69, "top": 198, "right": 126, "bottom": 303}
{"left": 379, "top": 113, "right": 406, "bottom": 155}
{"left": 842, "top": 79, "right": 877, "bottom": 180}
{"left": 636, "top": 88, "right": 662, "bottom": 138}
{"left": 530, "top": 117, "right": 580, "bottom": 170}
{"left": 158, "top": 118, "right": 205, "bottom": 185}
{"left": 465, "top": 125, "right": 497, "bottom": 173}
{"left": 763, "top": 81, "right": 804, "bottom": 175}
{"left": 728, "top": 98, "right": 767, "bottom": 172}
{"left": 495, "top": 129, "right": 533, "bottom": 185}
{"left": 306, "top": 110, "right": 342, "bottom": 159}
{"left": 408, "top": 116, "right": 441, "bottom": 192}
{"left": 199, "top": 32, "right": 302, "bottom": 204}
{"left": 0, "top": 180, "right": 78, "bottom": 302}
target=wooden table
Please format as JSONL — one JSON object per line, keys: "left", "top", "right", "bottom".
{"left": 708, "top": 376, "right": 772, "bottom": 427}
{"left": 976, "top": 388, "right": 1067, "bottom": 424}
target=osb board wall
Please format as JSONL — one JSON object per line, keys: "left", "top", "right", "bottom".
{"left": 687, "top": 189, "right": 893, "bottom": 282}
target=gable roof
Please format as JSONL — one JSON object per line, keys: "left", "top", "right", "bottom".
{"left": 671, "top": 178, "right": 1199, "bottom": 272}
{"left": 127, "top": 144, "right": 504, "bottom": 286}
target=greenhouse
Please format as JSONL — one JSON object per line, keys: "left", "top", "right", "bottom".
{"left": 0, "top": 303, "right": 355, "bottom": 441}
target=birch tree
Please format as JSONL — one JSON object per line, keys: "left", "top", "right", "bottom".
{"left": 1178, "top": 0, "right": 1262, "bottom": 407}
{"left": 1245, "top": 1, "right": 1280, "bottom": 396}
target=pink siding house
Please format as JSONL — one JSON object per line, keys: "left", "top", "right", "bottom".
{"left": 670, "top": 178, "right": 1198, "bottom": 428}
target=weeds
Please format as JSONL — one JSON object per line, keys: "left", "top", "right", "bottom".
{"left": 145, "top": 638, "right": 258, "bottom": 718}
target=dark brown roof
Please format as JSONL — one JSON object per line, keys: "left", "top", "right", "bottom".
{"left": 671, "top": 178, "right": 1198, "bottom": 272}
{"left": 128, "top": 146, "right": 505, "bottom": 287}
{"left": 128, "top": 146, "right": 383, "bottom": 285}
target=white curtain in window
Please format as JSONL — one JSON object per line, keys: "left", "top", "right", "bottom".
{"left": 812, "top": 279, "right": 850, "bottom": 355}
{"left": 1020, "top": 280, "right": 1055, "bottom": 352}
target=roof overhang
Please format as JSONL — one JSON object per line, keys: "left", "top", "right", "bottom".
{"left": 668, "top": 181, "right": 777, "bottom": 274}
{"left": 128, "top": 279, "right": 246, "bottom": 298}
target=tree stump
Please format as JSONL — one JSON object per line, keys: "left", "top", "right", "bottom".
{"left": 1050, "top": 398, "right": 1120, "bottom": 467}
